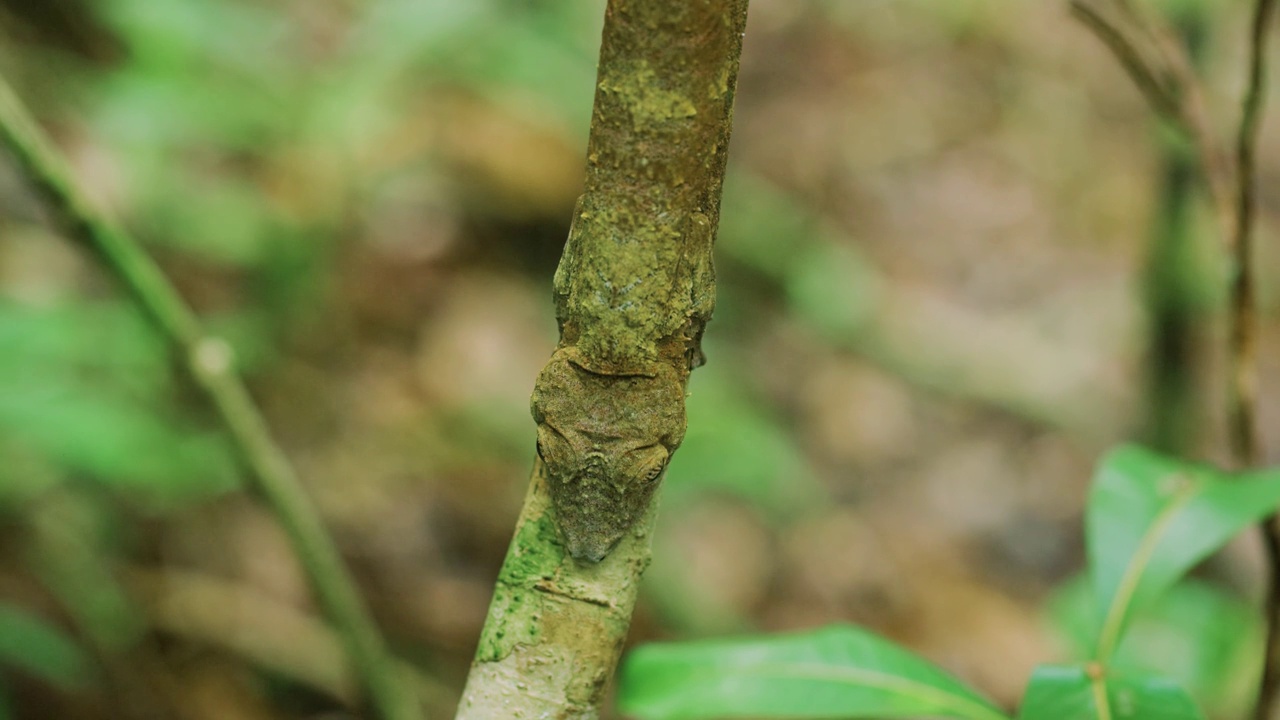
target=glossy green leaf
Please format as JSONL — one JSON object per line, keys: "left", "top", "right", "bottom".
{"left": 1087, "top": 444, "right": 1280, "bottom": 660}
{"left": 618, "top": 624, "right": 1010, "bottom": 720}
{"left": 0, "top": 603, "right": 91, "bottom": 690}
{"left": 1048, "top": 577, "right": 1260, "bottom": 717}
{"left": 1018, "top": 664, "right": 1204, "bottom": 720}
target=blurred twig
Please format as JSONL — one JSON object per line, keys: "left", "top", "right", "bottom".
{"left": 1070, "top": 0, "right": 1179, "bottom": 116}
{"left": 0, "top": 75, "right": 422, "bottom": 720}
{"left": 1242, "top": 1, "right": 1280, "bottom": 716}
{"left": 1069, "top": 0, "right": 1233, "bottom": 239}
{"left": 1231, "top": 0, "right": 1274, "bottom": 472}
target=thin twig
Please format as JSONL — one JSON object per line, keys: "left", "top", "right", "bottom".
{"left": 1069, "top": 0, "right": 1235, "bottom": 238}
{"left": 0, "top": 76, "right": 422, "bottom": 720}
{"left": 1232, "top": 1, "right": 1274, "bottom": 468}
{"left": 1130, "top": 1, "right": 1236, "bottom": 233}
{"left": 1240, "top": 0, "right": 1280, "bottom": 716}
{"left": 1070, "top": 0, "right": 1181, "bottom": 117}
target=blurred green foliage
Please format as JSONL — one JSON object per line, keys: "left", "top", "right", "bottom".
{"left": 0, "top": 301, "right": 237, "bottom": 504}
{"left": 0, "top": 602, "right": 91, "bottom": 691}
{"left": 667, "top": 356, "right": 824, "bottom": 519}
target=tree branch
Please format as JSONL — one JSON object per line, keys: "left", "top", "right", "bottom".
{"left": 455, "top": 0, "right": 749, "bottom": 716}
{"left": 0, "top": 76, "right": 421, "bottom": 720}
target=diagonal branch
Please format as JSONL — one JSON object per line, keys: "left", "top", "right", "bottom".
{"left": 1069, "top": 0, "right": 1234, "bottom": 238}
{"left": 0, "top": 76, "right": 422, "bottom": 720}
{"left": 1070, "top": 0, "right": 1181, "bottom": 118}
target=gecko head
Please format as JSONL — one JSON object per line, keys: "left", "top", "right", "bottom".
{"left": 531, "top": 348, "right": 686, "bottom": 563}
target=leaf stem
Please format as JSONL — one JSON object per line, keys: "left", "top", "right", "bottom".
{"left": 1087, "top": 663, "right": 1113, "bottom": 720}
{"left": 1095, "top": 478, "right": 1197, "bottom": 665}
{"left": 0, "top": 75, "right": 421, "bottom": 720}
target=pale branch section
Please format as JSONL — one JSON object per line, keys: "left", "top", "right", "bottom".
{"left": 0, "top": 77, "right": 421, "bottom": 720}
{"left": 456, "top": 0, "right": 749, "bottom": 717}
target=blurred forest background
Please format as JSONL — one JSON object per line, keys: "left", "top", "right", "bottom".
{"left": 1, "top": 0, "right": 1278, "bottom": 718}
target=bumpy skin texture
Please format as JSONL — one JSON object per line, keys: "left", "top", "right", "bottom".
{"left": 531, "top": 347, "right": 687, "bottom": 562}
{"left": 533, "top": 194, "right": 713, "bottom": 564}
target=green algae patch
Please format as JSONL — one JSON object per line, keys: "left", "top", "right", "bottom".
{"left": 499, "top": 508, "right": 565, "bottom": 585}
{"left": 475, "top": 510, "right": 564, "bottom": 663}
{"left": 599, "top": 61, "right": 697, "bottom": 130}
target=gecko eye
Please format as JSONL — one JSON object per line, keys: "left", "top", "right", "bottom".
{"left": 619, "top": 445, "right": 667, "bottom": 487}
{"left": 535, "top": 425, "right": 569, "bottom": 465}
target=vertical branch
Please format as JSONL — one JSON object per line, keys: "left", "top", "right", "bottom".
{"left": 1242, "top": 2, "right": 1280, "bottom": 718}
{"left": 456, "top": 0, "right": 749, "bottom": 717}
{"left": 0, "top": 78, "right": 422, "bottom": 720}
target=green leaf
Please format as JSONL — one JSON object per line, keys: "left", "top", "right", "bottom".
{"left": 1047, "top": 577, "right": 1260, "bottom": 717}
{"left": 0, "top": 602, "right": 91, "bottom": 690}
{"left": 1087, "top": 444, "right": 1280, "bottom": 661}
{"left": 618, "top": 624, "right": 1010, "bottom": 720}
{"left": 1018, "top": 664, "right": 1204, "bottom": 720}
